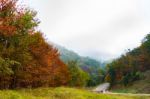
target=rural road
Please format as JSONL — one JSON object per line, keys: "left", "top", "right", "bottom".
{"left": 93, "top": 83, "right": 110, "bottom": 93}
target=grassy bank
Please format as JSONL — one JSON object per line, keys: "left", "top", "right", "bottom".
{"left": 111, "top": 70, "right": 150, "bottom": 94}
{"left": 0, "top": 87, "right": 150, "bottom": 99}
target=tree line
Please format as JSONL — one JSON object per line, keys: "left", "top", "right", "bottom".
{"left": 105, "top": 33, "right": 150, "bottom": 86}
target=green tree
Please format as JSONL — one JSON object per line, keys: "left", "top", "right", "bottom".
{"left": 67, "top": 61, "right": 89, "bottom": 87}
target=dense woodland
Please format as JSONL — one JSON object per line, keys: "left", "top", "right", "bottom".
{"left": 0, "top": 0, "right": 70, "bottom": 89}
{"left": 105, "top": 33, "right": 150, "bottom": 86}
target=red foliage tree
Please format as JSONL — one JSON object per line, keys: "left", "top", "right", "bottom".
{"left": 0, "top": 0, "right": 70, "bottom": 89}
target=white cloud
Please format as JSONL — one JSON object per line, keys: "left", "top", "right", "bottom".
{"left": 25, "top": 0, "right": 150, "bottom": 61}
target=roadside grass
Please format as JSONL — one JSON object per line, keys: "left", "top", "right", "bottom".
{"left": 111, "top": 87, "right": 137, "bottom": 94}
{"left": 0, "top": 87, "right": 150, "bottom": 99}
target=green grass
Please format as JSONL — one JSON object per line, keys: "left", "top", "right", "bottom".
{"left": 111, "top": 88, "right": 137, "bottom": 94}
{"left": 0, "top": 87, "right": 149, "bottom": 99}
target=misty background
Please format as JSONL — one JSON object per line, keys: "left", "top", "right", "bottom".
{"left": 23, "top": 0, "right": 150, "bottom": 61}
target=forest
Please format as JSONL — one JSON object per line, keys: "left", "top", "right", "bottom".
{"left": 105, "top": 33, "right": 150, "bottom": 86}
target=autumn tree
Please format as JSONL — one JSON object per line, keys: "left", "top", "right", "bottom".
{"left": 0, "top": 0, "right": 69, "bottom": 89}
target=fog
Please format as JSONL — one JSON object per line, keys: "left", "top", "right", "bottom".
{"left": 24, "top": 0, "right": 150, "bottom": 61}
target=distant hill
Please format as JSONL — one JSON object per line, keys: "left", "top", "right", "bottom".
{"left": 54, "top": 44, "right": 105, "bottom": 69}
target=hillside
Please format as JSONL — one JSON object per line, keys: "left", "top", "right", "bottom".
{"left": 104, "top": 33, "right": 150, "bottom": 94}
{"left": 54, "top": 44, "right": 104, "bottom": 68}
{"left": 0, "top": 87, "right": 149, "bottom": 99}
{"left": 111, "top": 70, "right": 150, "bottom": 94}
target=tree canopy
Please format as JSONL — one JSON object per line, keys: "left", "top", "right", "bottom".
{"left": 0, "top": 0, "right": 70, "bottom": 89}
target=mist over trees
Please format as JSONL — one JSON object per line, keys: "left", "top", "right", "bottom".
{"left": 55, "top": 45, "right": 106, "bottom": 86}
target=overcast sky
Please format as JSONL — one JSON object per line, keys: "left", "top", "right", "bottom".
{"left": 24, "top": 0, "right": 150, "bottom": 61}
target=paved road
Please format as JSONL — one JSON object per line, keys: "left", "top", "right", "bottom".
{"left": 93, "top": 83, "right": 110, "bottom": 93}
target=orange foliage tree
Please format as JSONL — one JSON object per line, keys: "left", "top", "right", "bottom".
{"left": 0, "top": 0, "right": 69, "bottom": 89}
